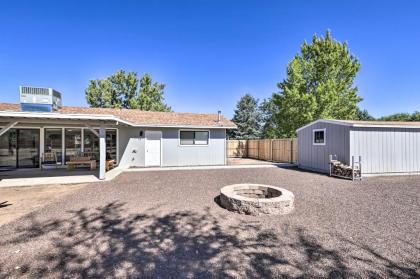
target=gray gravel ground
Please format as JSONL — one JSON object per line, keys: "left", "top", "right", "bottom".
{"left": 0, "top": 167, "right": 419, "bottom": 278}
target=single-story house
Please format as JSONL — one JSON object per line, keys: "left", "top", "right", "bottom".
{"left": 0, "top": 94, "right": 235, "bottom": 179}
{"left": 297, "top": 119, "right": 420, "bottom": 176}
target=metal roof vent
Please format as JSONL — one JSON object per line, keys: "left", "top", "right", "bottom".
{"left": 19, "top": 86, "right": 62, "bottom": 112}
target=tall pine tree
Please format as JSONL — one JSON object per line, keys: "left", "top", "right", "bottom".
{"left": 259, "top": 97, "right": 280, "bottom": 138}
{"left": 229, "top": 94, "right": 261, "bottom": 139}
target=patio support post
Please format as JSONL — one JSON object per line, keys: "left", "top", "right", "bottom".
{"left": 99, "top": 125, "right": 106, "bottom": 180}
{"left": 39, "top": 127, "right": 44, "bottom": 168}
{"left": 61, "top": 128, "right": 65, "bottom": 165}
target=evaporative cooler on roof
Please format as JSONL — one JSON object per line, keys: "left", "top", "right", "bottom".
{"left": 19, "top": 86, "right": 62, "bottom": 112}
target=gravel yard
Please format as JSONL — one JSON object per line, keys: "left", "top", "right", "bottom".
{"left": 0, "top": 167, "right": 419, "bottom": 278}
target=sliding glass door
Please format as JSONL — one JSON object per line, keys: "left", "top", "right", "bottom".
{"left": 84, "top": 129, "right": 99, "bottom": 160}
{"left": 65, "top": 129, "right": 82, "bottom": 162}
{"left": 0, "top": 129, "right": 39, "bottom": 169}
{"left": 17, "top": 129, "right": 40, "bottom": 168}
{"left": 0, "top": 127, "right": 118, "bottom": 169}
{"left": 44, "top": 128, "right": 63, "bottom": 164}
{"left": 106, "top": 130, "right": 117, "bottom": 160}
{"left": 0, "top": 130, "right": 17, "bottom": 170}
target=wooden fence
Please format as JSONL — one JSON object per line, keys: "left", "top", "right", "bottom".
{"left": 227, "top": 138, "right": 298, "bottom": 163}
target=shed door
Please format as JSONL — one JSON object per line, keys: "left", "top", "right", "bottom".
{"left": 145, "top": 131, "right": 161, "bottom": 167}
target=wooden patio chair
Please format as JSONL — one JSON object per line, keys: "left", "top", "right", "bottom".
{"left": 41, "top": 151, "right": 59, "bottom": 170}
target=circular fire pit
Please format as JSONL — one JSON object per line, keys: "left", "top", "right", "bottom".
{"left": 220, "top": 184, "right": 294, "bottom": 216}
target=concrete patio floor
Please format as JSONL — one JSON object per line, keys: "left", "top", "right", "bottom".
{"left": 0, "top": 168, "right": 101, "bottom": 187}
{"left": 0, "top": 167, "right": 418, "bottom": 278}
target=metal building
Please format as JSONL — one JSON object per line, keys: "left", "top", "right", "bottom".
{"left": 297, "top": 119, "right": 420, "bottom": 176}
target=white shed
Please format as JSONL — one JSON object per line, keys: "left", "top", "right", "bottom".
{"left": 297, "top": 119, "right": 420, "bottom": 176}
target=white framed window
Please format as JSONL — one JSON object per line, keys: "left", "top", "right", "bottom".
{"left": 179, "top": 130, "right": 209, "bottom": 146}
{"left": 313, "top": 128, "right": 326, "bottom": 145}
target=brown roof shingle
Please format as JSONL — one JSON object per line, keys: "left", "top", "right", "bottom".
{"left": 0, "top": 103, "right": 236, "bottom": 128}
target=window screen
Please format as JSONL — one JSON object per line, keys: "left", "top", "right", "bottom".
{"left": 313, "top": 130, "right": 325, "bottom": 144}
{"left": 180, "top": 131, "right": 209, "bottom": 145}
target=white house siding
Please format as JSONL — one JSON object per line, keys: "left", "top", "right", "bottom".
{"left": 298, "top": 122, "right": 350, "bottom": 173}
{"left": 118, "top": 127, "right": 226, "bottom": 168}
{"left": 161, "top": 129, "right": 226, "bottom": 167}
{"left": 350, "top": 127, "right": 420, "bottom": 174}
{"left": 118, "top": 126, "right": 145, "bottom": 168}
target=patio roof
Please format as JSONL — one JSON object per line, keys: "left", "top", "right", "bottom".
{"left": 0, "top": 103, "right": 236, "bottom": 129}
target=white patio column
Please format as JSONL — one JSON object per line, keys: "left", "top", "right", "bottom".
{"left": 99, "top": 125, "right": 106, "bottom": 180}
{"left": 62, "top": 128, "right": 65, "bottom": 165}
{"left": 39, "top": 127, "right": 44, "bottom": 168}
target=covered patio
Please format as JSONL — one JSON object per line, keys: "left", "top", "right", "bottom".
{"left": 0, "top": 168, "right": 100, "bottom": 187}
{"left": 0, "top": 110, "right": 123, "bottom": 181}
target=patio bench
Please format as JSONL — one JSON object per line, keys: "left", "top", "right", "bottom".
{"left": 67, "top": 156, "right": 97, "bottom": 170}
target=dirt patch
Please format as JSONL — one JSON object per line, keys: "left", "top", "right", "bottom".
{"left": 0, "top": 184, "right": 86, "bottom": 227}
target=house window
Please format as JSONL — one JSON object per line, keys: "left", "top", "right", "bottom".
{"left": 313, "top": 129, "right": 326, "bottom": 145}
{"left": 180, "top": 131, "right": 209, "bottom": 145}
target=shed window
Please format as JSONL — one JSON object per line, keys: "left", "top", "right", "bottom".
{"left": 180, "top": 131, "right": 209, "bottom": 145}
{"left": 313, "top": 129, "right": 325, "bottom": 145}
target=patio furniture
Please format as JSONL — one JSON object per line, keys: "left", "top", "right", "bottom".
{"left": 106, "top": 159, "right": 115, "bottom": 171}
{"left": 82, "top": 152, "right": 98, "bottom": 161}
{"left": 67, "top": 156, "right": 97, "bottom": 170}
{"left": 41, "top": 152, "right": 59, "bottom": 170}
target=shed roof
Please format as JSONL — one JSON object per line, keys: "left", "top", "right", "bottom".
{"left": 297, "top": 119, "right": 420, "bottom": 132}
{"left": 0, "top": 103, "right": 236, "bottom": 129}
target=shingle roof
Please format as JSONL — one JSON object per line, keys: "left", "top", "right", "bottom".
{"left": 0, "top": 103, "right": 236, "bottom": 128}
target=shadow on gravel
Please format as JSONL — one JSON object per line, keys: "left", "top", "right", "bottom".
{"left": 0, "top": 201, "right": 12, "bottom": 208}
{"left": 0, "top": 201, "right": 418, "bottom": 278}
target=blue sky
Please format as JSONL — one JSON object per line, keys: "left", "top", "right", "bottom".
{"left": 0, "top": 0, "right": 419, "bottom": 118}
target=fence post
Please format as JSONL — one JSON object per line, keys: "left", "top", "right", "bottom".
{"left": 290, "top": 139, "right": 293, "bottom": 163}
{"left": 257, "top": 140, "right": 260, "bottom": 160}
{"left": 270, "top": 139, "right": 273, "bottom": 162}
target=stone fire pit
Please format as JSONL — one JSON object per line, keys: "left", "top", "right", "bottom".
{"left": 220, "top": 184, "right": 294, "bottom": 216}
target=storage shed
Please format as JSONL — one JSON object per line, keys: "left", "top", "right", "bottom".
{"left": 297, "top": 119, "right": 420, "bottom": 176}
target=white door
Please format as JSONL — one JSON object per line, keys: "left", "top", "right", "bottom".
{"left": 145, "top": 131, "right": 161, "bottom": 167}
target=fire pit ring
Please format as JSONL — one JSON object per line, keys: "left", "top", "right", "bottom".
{"left": 220, "top": 184, "right": 294, "bottom": 215}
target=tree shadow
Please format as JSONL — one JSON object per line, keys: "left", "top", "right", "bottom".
{"left": 0, "top": 201, "right": 12, "bottom": 208}
{"left": 0, "top": 201, "right": 418, "bottom": 278}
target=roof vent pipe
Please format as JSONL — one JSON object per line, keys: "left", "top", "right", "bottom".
{"left": 217, "top": 110, "right": 221, "bottom": 122}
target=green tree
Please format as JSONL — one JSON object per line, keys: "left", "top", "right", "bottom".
{"left": 273, "top": 30, "right": 362, "bottom": 137}
{"left": 379, "top": 111, "right": 420, "bottom": 121}
{"left": 355, "top": 108, "right": 375, "bottom": 120}
{"left": 85, "top": 70, "right": 171, "bottom": 111}
{"left": 229, "top": 94, "right": 261, "bottom": 139}
{"left": 131, "top": 74, "right": 171, "bottom": 111}
{"left": 259, "top": 97, "right": 280, "bottom": 138}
